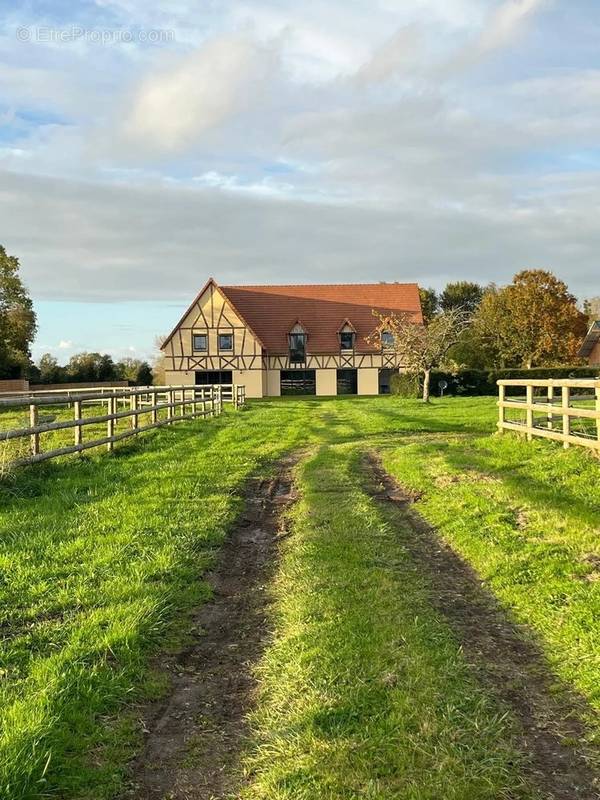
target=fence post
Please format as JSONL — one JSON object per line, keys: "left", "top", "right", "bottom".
{"left": 130, "top": 392, "right": 138, "bottom": 430}
{"left": 497, "top": 383, "right": 505, "bottom": 433}
{"left": 74, "top": 399, "right": 82, "bottom": 451}
{"left": 107, "top": 395, "right": 115, "bottom": 452}
{"left": 547, "top": 382, "right": 554, "bottom": 430}
{"left": 168, "top": 389, "right": 174, "bottom": 424}
{"left": 526, "top": 384, "right": 534, "bottom": 441}
{"left": 29, "top": 403, "right": 39, "bottom": 457}
{"left": 151, "top": 389, "right": 158, "bottom": 425}
{"left": 562, "top": 385, "right": 570, "bottom": 449}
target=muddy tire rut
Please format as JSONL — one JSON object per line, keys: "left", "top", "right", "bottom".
{"left": 121, "top": 454, "right": 299, "bottom": 800}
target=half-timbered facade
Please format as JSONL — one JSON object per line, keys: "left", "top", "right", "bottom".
{"left": 579, "top": 320, "right": 600, "bottom": 366}
{"left": 161, "top": 279, "right": 423, "bottom": 397}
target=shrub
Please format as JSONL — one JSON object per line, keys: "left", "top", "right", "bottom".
{"left": 391, "top": 372, "right": 420, "bottom": 397}
{"left": 425, "top": 366, "right": 600, "bottom": 397}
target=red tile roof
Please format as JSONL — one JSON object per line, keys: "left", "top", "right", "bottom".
{"left": 220, "top": 282, "right": 423, "bottom": 353}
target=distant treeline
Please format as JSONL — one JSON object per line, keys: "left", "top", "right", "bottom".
{"left": 32, "top": 353, "right": 153, "bottom": 386}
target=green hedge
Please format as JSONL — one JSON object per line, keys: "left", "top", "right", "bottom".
{"left": 397, "top": 367, "right": 600, "bottom": 398}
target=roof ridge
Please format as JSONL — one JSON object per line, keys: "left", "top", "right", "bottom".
{"left": 222, "top": 281, "right": 419, "bottom": 288}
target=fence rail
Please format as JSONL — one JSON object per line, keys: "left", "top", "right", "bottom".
{"left": 497, "top": 378, "right": 600, "bottom": 453}
{"left": 0, "top": 384, "right": 245, "bottom": 469}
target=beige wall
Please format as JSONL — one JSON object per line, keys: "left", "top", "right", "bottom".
{"left": 163, "top": 280, "right": 262, "bottom": 370}
{"left": 358, "top": 368, "right": 379, "bottom": 395}
{"left": 316, "top": 369, "right": 337, "bottom": 396}
{"left": 233, "top": 369, "right": 263, "bottom": 398}
{"left": 164, "top": 370, "right": 195, "bottom": 386}
{"left": 589, "top": 341, "right": 600, "bottom": 366}
{"left": 266, "top": 370, "right": 281, "bottom": 397}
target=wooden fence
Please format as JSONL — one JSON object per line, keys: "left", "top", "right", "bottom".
{"left": 497, "top": 378, "right": 600, "bottom": 453}
{"left": 0, "top": 384, "right": 245, "bottom": 468}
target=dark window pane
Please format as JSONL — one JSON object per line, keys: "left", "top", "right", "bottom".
{"left": 195, "top": 370, "right": 232, "bottom": 385}
{"left": 280, "top": 369, "right": 316, "bottom": 395}
{"left": 340, "top": 332, "right": 354, "bottom": 350}
{"left": 219, "top": 333, "right": 233, "bottom": 351}
{"left": 381, "top": 331, "right": 394, "bottom": 348}
{"left": 192, "top": 334, "right": 207, "bottom": 351}
{"left": 336, "top": 368, "right": 357, "bottom": 395}
{"left": 379, "top": 368, "right": 393, "bottom": 395}
{"left": 289, "top": 333, "right": 306, "bottom": 363}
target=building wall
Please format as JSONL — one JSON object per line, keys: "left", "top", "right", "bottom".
{"left": 233, "top": 369, "right": 263, "bottom": 398}
{"left": 316, "top": 369, "right": 337, "bottom": 396}
{"left": 163, "top": 281, "right": 264, "bottom": 377}
{"left": 163, "top": 283, "right": 406, "bottom": 397}
{"left": 589, "top": 341, "right": 600, "bottom": 366}
{"left": 357, "top": 368, "right": 379, "bottom": 395}
{"left": 164, "top": 370, "right": 195, "bottom": 386}
{"left": 266, "top": 370, "right": 281, "bottom": 397}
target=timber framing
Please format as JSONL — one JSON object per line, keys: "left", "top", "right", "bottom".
{"left": 161, "top": 278, "right": 423, "bottom": 397}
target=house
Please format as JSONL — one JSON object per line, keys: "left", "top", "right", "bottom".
{"left": 579, "top": 320, "right": 600, "bottom": 366}
{"left": 161, "top": 279, "right": 423, "bottom": 398}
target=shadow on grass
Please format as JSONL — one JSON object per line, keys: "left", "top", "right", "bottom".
{"left": 439, "top": 438, "right": 600, "bottom": 526}
{"left": 363, "top": 452, "right": 600, "bottom": 800}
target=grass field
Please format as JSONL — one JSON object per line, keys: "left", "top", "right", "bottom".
{"left": 0, "top": 395, "right": 598, "bottom": 798}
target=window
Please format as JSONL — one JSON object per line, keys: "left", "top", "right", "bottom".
{"left": 289, "top": 333, "right": 306, "bottom": 363}
{"left": 195, "top": 370, "right": 232, "bottom": 385}
{"left": 381, "top": 331, "right": 394, "bottom": 348}
{"left": 218, "top": 333, "right": 233, "bottom": 351}
{"left": 192, "top": 333, "right": 207, "bottom": 352}
{"left": 379, "top": 368, "right": 393, "bottom": 395}
{"left": 280, "top": 370, "right": 316, "bottom": 395}
{"left": 340, "top": 331, "right": 355, "bottom": 350}
{"left": 337, "top": 368, "right": 357, "bottom": 395}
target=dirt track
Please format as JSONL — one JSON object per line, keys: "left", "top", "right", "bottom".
{"left": 122, "top": 455, "right": 298, "bottom": 800}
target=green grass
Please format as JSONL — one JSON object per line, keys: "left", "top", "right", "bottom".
{"left": 0, "top": 395, "right": 598, "bottom": 798}
{"left": 240, "top": 446, "right": 536, "bottom": 799}
{"left": 381, "top": 432, "right": 600, "bottom": 727}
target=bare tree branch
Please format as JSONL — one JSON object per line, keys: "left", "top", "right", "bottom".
{"left": 367, "top": 307, "right": 472, "bottom": 402}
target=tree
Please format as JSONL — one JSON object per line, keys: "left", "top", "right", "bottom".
{"left": 117, "top": 357, "right": 153, "bottom": 385}
{"left": 151, "top": 335, "right": 167, "bottom": 385}
{"left": 65, "top": 352, "right": 118, "bottom": 383}
{"left": 418, "top": 288, "right": 438, "bottom": 323}
{"left": 470, "top": 286, "right": 515, "bottom": 368}
{"left": 37, "top": 353, "right": 65, "bottom": 384}
{"left": 473, "top": 270, "right": 587, "bottom": 368}
{"left": 584, "top": 297, "right": 600, "bottom": 321}
{"left": 367, "top": 308, "right": 471, "bottom": 403}
{"left": 0, "top": 245, "right": 37, "bottom": 377}
{"left": 439, "top": 281, "right": 484, "bottom": 315}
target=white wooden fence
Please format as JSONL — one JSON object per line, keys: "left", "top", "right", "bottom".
{"left": 0, "top": 384, "right": 245, "bottom": 468}
{"left": 497, "top": 378, "right": 600, "bottom": 453}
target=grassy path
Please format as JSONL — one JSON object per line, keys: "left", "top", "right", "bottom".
{"left": 0, "top": 396, "right": 598, "bottom": 798}
{"left": 240, "top": 446, "right": 537, "bottom": 799}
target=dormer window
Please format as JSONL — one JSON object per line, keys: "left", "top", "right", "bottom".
{"left": 338, "top": 320, "right": 356, "bottom": 351}
{"left": 340, "top": 331, "right": 355, "bottom": 350}
{"left": 381, "top": 331, "right": 394, "bottom": 349}
{"left": 289, "top": 322, "right": 306, "bottom": 363}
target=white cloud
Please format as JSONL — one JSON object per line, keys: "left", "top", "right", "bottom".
{"left": 58, "top": 340, "right": 73, "bottom": 349}
{"left": 447, "top": 0, "right": 548, "bottom": 70}
{"left": 1, "top": 0, "right": 599, "bottom": 330}
{"left": 122, "top": 35, "right": 278, "bottom": 152}
{"left": 354, "top": 27, "right": 421, "bottom": 85}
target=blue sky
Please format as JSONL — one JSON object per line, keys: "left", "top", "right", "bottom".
{"left": 1, "top": 0, "right": 599, "bottom": 363}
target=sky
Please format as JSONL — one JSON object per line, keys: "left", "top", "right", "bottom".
{"left": 1, "top": 0, "right": 599, "bottom": 362}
